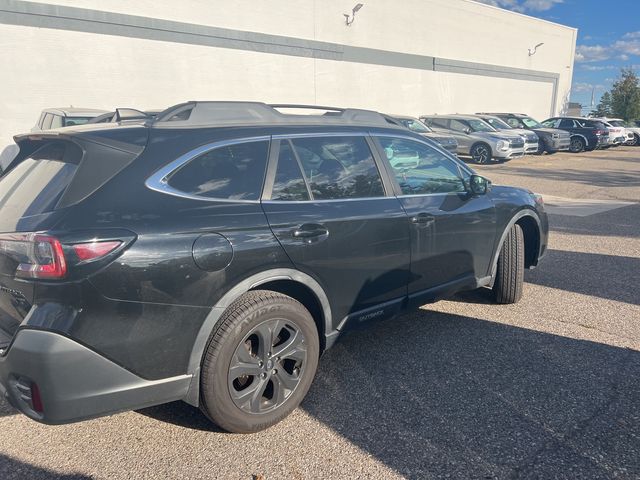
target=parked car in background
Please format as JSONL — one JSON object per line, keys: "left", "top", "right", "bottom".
{"left": 0, "top": 101, "right": 548, "bottom": 433}
{"left": 387, "top": 115, "right": 458, "bottom": 155}
{"left": 478, "top": 113, "right": 570, "bottom": 154}
{"left": 591, "top": 118, "right": 626, "bottom": 147}
{"left": 596, "top": 118, "right": 639, "bottom": 146}
{"left": 31, "top": 108, "right": 108, "bottom": 132}
{"left": 89, "top": 108, "right": 162, "bottom": 124}
{"left": 421, "top": 114, "right": 525, "bottom": 163}
{"left": 470, "top": 114, "right": 539, "bottom": 154}
{"left": 541, "top": 117, "right": 609, "bottom": 153}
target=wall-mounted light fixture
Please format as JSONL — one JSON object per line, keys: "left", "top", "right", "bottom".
{"left": 528, "top": 42, "right": 544, "bottom": 56}
{"left": 344, "top": 3, "right": 364, "bottom": 26}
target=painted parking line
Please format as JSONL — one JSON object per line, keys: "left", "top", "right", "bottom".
{"left": 540, "top": 194, "right": 636, "bottom": 217}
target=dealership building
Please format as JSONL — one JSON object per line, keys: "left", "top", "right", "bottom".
{"left": 0, "top": 0, "right": 577, "bottom": 147}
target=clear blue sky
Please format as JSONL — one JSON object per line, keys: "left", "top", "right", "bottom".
{"left": 475, "top": 0, "right": 640, "bottom": 110}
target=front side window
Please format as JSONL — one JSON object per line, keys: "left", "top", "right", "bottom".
{"left": 290, "top": 136, "right": 384, "bottom": 200}
{"left": 380, "top": 137, "right": 466, "bottom": 195}
{"left": 167, "top": 141, "right": 269, "bottom": 200}
{"left": 449, "top": 119, "right": 468, "bottom": 132}
{"left": 468, "top": 119, "right": 495, "bottom": 132}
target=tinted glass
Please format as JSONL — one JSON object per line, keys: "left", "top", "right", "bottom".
{"left": 0, "top": 142, "right": 80, "bottom": 217}
{"left": 423, "top": 118, "right": 448, "bottom": 129}
{"left": 42, "top": 114, "right": 54, "bottom": 129}
{"left": 64, "top": 116, "right": 94, "bottom": 126}
{"left": 485, "top": 117, "right": 512, "bottom": 129}
{"left": 167, "top": 141, "right": 269, "bottom": 200}
{"left": 50, "top": 115, "right": 63, "bottom": 129}
{"left": 398, "top": 118, "right": 431, "bottom": 133}
{"left": 380, "top": 137, "right": 466, "bottom": 195}
{"left": 271, "top": 141, "right": 310, "bottom": 201}
{"left": 541, "top": 120, "right": 556, "bottom": 128}
{"left": 558, "top": 119, "right": 575, "bottom": 128}
{"left": 449, "top": 119, "right": 468, "bottom": 132}
{"left": 291, "top": 136, "right": 384, "bottom": 200}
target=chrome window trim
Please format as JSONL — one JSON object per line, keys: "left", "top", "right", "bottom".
{"left": 145, "top": 135, "right": 270, "bottom": 203}
{"left": 262, "top": 196, "right": 392, "bottom": 205}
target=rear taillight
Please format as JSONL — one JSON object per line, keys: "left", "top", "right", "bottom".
{"left": 73, "top": 241, "right": 122, "bottom": 262}
{"left": 594, "top": 129, "right": 607, "bottom": 135}
{"left": 0, "top": 233, "right": 67, "bottom": 279}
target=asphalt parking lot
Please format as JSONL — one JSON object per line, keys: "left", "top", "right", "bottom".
{"left": 1, "top": 147, "right": 639, "bottom": 479}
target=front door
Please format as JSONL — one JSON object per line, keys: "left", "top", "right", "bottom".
{"left": 374, "top": 135, "right": 497, "bottom": 306}
{"left": 262, "top": 134, "right": 411, "bottom": 329}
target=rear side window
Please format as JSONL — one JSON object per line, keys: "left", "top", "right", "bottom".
{"left": 0, "top": 142, "right": 81, "bottom": 217}
{"left": 50, "top": 115, "right": 64, "bottom": 129}
{"left": 290, "top": 136, "right": 384, "bottom": 200}
{"left": 559, "top": 119, "right": 576, "bottom": 128}
{"left": 167, "top": 141, "right": 269, "bottom": 200}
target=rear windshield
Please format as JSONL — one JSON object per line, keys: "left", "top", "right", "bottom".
{"left": 0, "top": 142, "right": 80, "bottom": 218}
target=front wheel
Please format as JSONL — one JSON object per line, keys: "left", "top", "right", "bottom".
{"left": 471, "top": 143, "right": 492, "bottom": 164}
{"left": 200, "top": 290, "right": 319, "bottom": 433}
{"left": 492, "top": 224, "right": 525, "bottom": 304}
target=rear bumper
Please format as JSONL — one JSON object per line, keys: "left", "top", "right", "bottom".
{"left": 0, "top": 329, "right": 191, "bottom": 424}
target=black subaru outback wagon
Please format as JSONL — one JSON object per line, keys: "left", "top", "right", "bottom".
{"left": 0, "top": 102, "right": 547, "bottom": 433}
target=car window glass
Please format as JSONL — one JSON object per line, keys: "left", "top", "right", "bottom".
{"left": 167, "top": 141, "right": 269, "bottom": 200}
{"left": 271, "top": 141, "right": 310, "bottom": 201}
{"left": 291, "top": 136, "right": 384, "bottom": 200}
{"left": 50, "top": 115, "right": 63, "bottom": 129}
{"left": 449, "top": 119, "right": 468, "bottom": 132}
{"left": 506, "top": 118, "right": 520, "bottom": 128}
{"left": 541, "top": 120, "right": 556, "bottom": 128}
{"left": 42, "top": 114, "right": 54, "bottom": 129}
{"left": 558, "top": 119, "right": 575, "bottom": 128}
{"left": 380, "top": 137, "right": 466, "bottom": 195}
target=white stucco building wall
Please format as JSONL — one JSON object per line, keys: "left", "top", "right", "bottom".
{"left": 0, "top": 0, "right": 576, "bottom": 147}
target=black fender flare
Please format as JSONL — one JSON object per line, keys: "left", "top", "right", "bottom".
{"left": 183, "top": 268, "right": 332, "bottom": 405}
{"left": 488, "top": 209, "right": 542, "bottom": 286}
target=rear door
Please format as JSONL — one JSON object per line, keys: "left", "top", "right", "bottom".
{"left": 373, "top": 135, "right": 496, "bottom": 306}
{"left": 261, "top": 133, "right": 410, "bottom": 328}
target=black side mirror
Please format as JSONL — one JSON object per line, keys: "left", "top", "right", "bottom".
{"left": 468, "top": 174, "right": 490, "bottom": 195}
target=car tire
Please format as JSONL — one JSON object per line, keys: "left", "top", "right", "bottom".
{"left": 200, "top": 290, "right": 319, "bottom": 433}
{"left": 471, "top": 143, "right": 492, "bottom": 164}
{"left": 492, "top": 224, "right": 524, "bottom": 304}
{"left": 631, "top": 134, "right": 640, "bottom": 146}
{"left": 569, "top": 136, "right": 585, "bottom": 153}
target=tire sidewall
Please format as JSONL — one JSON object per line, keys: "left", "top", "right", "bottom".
{"left": 201, "top": 297, "right": 319, "bottom": 433}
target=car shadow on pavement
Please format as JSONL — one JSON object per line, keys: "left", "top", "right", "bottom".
{"left": 0, "top": 397, "right": 16, "bottom": 418}
{"left": 301, "top": 309, "right": 640, "bottom": 479}
{"left": 0, "top": 454, "right": 91, "bottom": 479}
{"left": 137, "top": 401, "right": 224, "bottom": 433}
{"left": 549, "top": 204, "right": 640, "bottom": 239}
{"left": 525, "top": 248, "right": 640, "bottom": 305}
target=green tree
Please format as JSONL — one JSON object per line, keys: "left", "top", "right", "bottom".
{"left": 593, "top": 91, "right": 612, "bottom": 117}
{"left": 610, "top": 68, "right": 640, "bottom": 121}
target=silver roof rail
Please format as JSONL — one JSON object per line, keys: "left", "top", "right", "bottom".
{"left": 152, "top": 101, "right": 394, "bottom": 128}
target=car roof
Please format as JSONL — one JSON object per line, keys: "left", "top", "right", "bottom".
{"left": 43, "top": 107, "right": 109, "bottom": 116}
{"left": 421, "top": 114, "right": 486, "bottom": 121}
{"left": 389, "top": 114, "right": 421, "bottom": 121}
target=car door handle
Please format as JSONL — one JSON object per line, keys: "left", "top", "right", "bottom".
{"left": 292, "top": 223, "right": 329, "bottom": 240}
{"left": 410, "top": 213, "right": 435, "bottom": 225}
